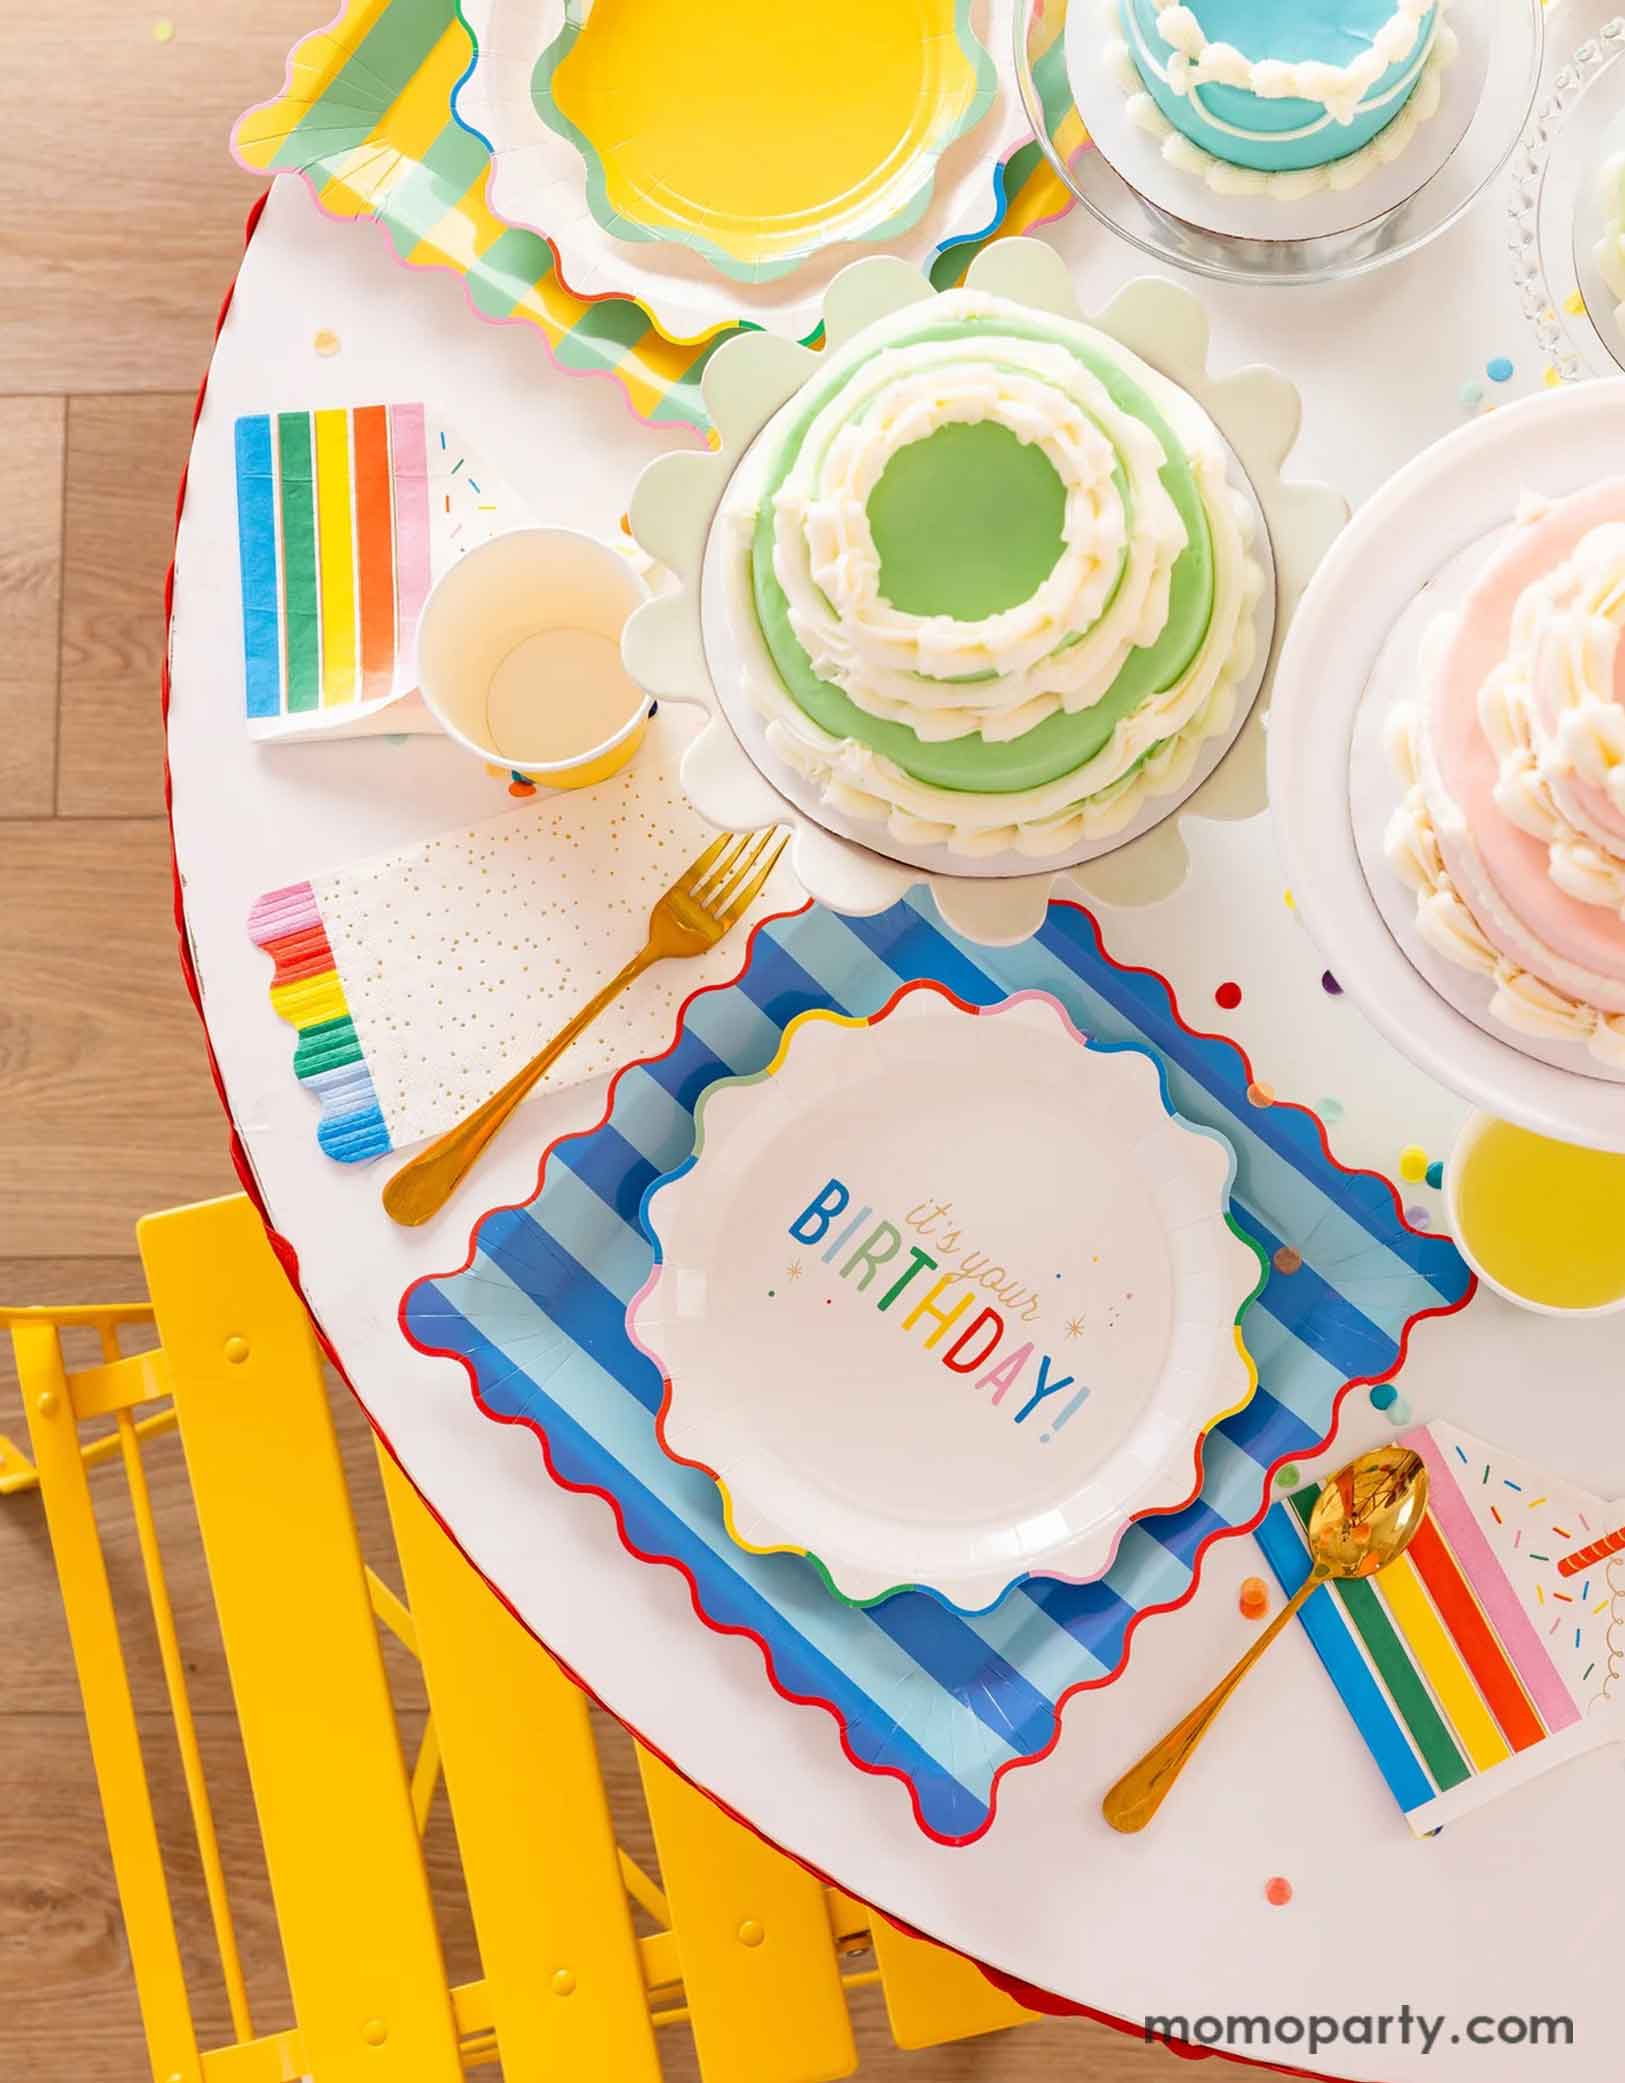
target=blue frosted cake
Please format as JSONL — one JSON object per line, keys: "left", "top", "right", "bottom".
{"left": 1115, "top": 1, "right": 1456, "bottom": 197}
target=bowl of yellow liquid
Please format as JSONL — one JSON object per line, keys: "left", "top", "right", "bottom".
{"left": 1447, "top": 1114, "right": 1625, "bottom": 1317}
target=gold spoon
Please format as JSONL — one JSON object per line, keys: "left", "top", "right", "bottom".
{"left": 1102, "top": 1444, "right": 1430, "bottom": 1834}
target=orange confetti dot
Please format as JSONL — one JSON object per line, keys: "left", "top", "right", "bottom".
{"left": 1265, "top": 1876, "right": 1293, "bottom": 1907}
{"left": 1272, "top": 1246, "right": 1302, "bottom": 1276}
{"left": 313, "top": 328, "right": 341, "bottom": 357}
{"left": 1240, "top": 1577, "right": 1270, "bottom": 1621}
{"left": 1247, "top": 1081, "right": 1276, "bottom": 1108}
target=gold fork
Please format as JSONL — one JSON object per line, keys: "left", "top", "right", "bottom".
{"left": 382, "top": 828, "right": 789, "bottom": 1228}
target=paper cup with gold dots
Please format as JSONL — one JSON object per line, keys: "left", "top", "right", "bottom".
{"left": 417, "top": 527, "right": 652, "bottom": 789}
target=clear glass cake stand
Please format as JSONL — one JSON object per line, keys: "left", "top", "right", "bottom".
{"left": 1016, "top": 0, "right": 1546, "bottom": 287}
{"left": 1508, "top": 15, "right": 1625, "bottom": 382}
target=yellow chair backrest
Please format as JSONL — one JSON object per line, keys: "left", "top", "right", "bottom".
{"left": 6, "top": 1193, "right": 1034, "bottom": 2082}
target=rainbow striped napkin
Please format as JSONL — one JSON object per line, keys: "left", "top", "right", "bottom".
{"left": 233, "top": 402, "right": 525, "bottom": 739}
{"left": 1257, "top": 1423, "right": 1625, "bottom": 1834}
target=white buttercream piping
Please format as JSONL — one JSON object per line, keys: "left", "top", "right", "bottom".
{"left": 750, "top": 336, "right": 1189, "bottom": 742}
{"left": 1153, "top": 2, "right": 1435, "bottom": 128}
{"left": 722, "top": 291, "right": 1264, "bottom": 858}
{"left": 1386, "top": 699, "right": 1625, "bottom": 1069}
{"left": 1480, "top": 521, "right": 1625, "bottom": 920}
{"left": 1108, "top": 1, "right": 1456, "bottom": 201}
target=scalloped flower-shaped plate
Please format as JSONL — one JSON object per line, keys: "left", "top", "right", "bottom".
{"left": 456, "top": 0, "right": 1036, "bottom": 342}
{"left": 623, "top": 237, "right": 1349, "bottom": 942}
{"left": 629, "top": 982, "right": 1268, "bottom": 1614}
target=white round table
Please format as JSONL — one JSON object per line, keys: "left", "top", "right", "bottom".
{"left": 167, "top": 160, "right": 1625, "bottom": 2079}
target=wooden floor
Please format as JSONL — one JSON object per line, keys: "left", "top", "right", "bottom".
{"left": 0, "top": 8, "right": 1274, "bottom": 2079}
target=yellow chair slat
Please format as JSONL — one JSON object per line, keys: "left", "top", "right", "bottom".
{"left": 866, "top": 1914, "right": 1034, "bottom": 2050}
{"left": 16, "top": 1320, "right": 203, "bottom": 2083}
{"left": 636, "top": 1749, "right": 857, "bottom": 2083}
{"left": 380, "top": 1450, "right": 664, "bottom": 2083}
{"left": 138, "top": 1197, "right": 463, "bottom": 2083}
{"left": 68, "top": 1346, "right": 174, "bottom": 1422}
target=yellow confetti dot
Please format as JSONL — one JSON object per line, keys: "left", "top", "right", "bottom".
{"left": 1544, "top": 366, "right": 1563, "bottom": 388}
{"left": 153, "top": 15, "right": 175, "bottom": 39}
{"left": 313, "top": 328, "right": 341, "bottom": 357}
{"left": 1565, "top": 290, "right": 1587, "bottom": 316}
{"left": 1399, "top": 1144, "right": 1429, "bottom": 1183}
{"left": 1282, "top": 888, "right": 1295, "bottom": 912}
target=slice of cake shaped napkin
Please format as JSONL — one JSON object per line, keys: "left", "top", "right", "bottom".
{"left": 1257, "top": 1421, "right": 1624, "bottom": 1835}
{"left": 234, "top": 401, "right": 529, "bottom": 741}
{"left": 248, "top": 711, "right": 797, "bottom": 1163}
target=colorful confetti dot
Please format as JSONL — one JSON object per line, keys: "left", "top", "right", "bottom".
{"left": 1370, "top": 1383, "right": 1399, "bottom": 1412}
{"left": 1272, "top": 1245, "right": 1303, "bottom": 1276}
{"left": 313, "top": 328, "right": 341, "bottom": 357}
{"left": 1240, "top": 1577, "right": 1270, "bottom": 1621}
{"left": 1405, "top": 1204, "right": 1432, "bottom": 1230}
{"left": 1426, "top": 1159, "right": 1444, "bottom": 1190}
{"left": 1399, "top": 1144, "right": 1429, "bottom": 1182}
{"left": 153, "top": 15, "right": 175, "bottom": 40}
{"left": 1565, "top": 290, "right": 1587, "bottom": 316}
{"left": 1247, "top": 1081, "right": 1276, "bottom": 1109}
{"left": 1275, "top": 1464, "right": 1302, "bottom": 1491}
{"left": 1264, "top": 1877, "right": 1294, "bottom": 1908}
{"left": 1487, "top": 356, "right": 1515, "bottom": 383}
{"left": 1459, "top": 380, "right": 1484, "bottom": 410}
{"left": 1283, "top": 888, "right": 1296, "bottom": 911}
{"left": 1318, "top": 1096, "right": 1344, "bottom": 1124}
{"left": 508, "top": 778, "right": 537, "bottom": 798}
{"left": 1320, "top": 970, "right": 1342, "bottom": 996}
{"left": 1215, "top": 981, "right": 1243, "bottom": 1011}
{"left": 1544, "top": 366, "right": 1563, "bottom": 389}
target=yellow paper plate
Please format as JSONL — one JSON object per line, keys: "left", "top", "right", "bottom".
{"left": 543, "top": 0, "right": 994, "bottom": 275}
{"left": 234, "top": 0, "right": 1077, "bottom": 423}
{"left": 458, "top": 0, "right": 1063, "bottom": 340}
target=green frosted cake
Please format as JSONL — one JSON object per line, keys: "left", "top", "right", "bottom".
{"left": 722, "top": 287, "right": 1262, "bottom": 859}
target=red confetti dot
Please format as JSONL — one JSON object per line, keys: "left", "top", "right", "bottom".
{"left": 1265, "top": 1877, "right": 1293, "bottom": 1908}
{"left": 508, "top": 778, "right": 536, "bottom": 798}
{"left": 1215, "top": 981, "right": 1243, "bottom": 1011}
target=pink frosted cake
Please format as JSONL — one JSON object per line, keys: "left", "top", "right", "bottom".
{"left": 1386, "top": 485, "right": 1625, "bottom": 1069}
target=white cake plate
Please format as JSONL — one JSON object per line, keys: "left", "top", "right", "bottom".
{"left": 624, "top": 237, "right": 1346, "bottom": 945}
{"left": 1269, "top": 381, "right": 1625, "bottom": 1152}
{"left": 1508, "top": 14, "right": 1625, "bottom": 383}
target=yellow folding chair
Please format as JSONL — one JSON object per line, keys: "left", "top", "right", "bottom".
{"left": 5, "top": 1192, "right": 1036, "bottom": 2082}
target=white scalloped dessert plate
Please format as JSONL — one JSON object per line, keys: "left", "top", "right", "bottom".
{"left": 455, "top": 0, "right": 1033, "bottom": 344}
{"left": 628, "top": 983, "right": 1267, "bottom": 1613}
{"left": 1270, "top": 381, "right": 1625, "bottom": 1152}
{"left": 623, "top": 237, "right": 1347, "bottom": 944}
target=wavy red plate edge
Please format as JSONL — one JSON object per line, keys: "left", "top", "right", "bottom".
{"left": 399, "top": 888, "right": 1475, "bottom": 1848}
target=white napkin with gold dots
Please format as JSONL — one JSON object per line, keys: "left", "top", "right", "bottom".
{"left": 248, "top": 710, "right": 799, "bottom": 1163}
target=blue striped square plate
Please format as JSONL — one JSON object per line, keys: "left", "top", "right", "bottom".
{"left": 402, "top": 893, "right": 1475, "bottom": 1843}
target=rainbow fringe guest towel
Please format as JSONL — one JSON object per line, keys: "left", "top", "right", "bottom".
{"left": 233, "top": 401, "right": 525, "bottom": 738}
{"left": 246, "top": 712, "right": 795, "bottom": 1162}
{"left": 1257, "top": 1422, "right": 1625, "bottom": 1834}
